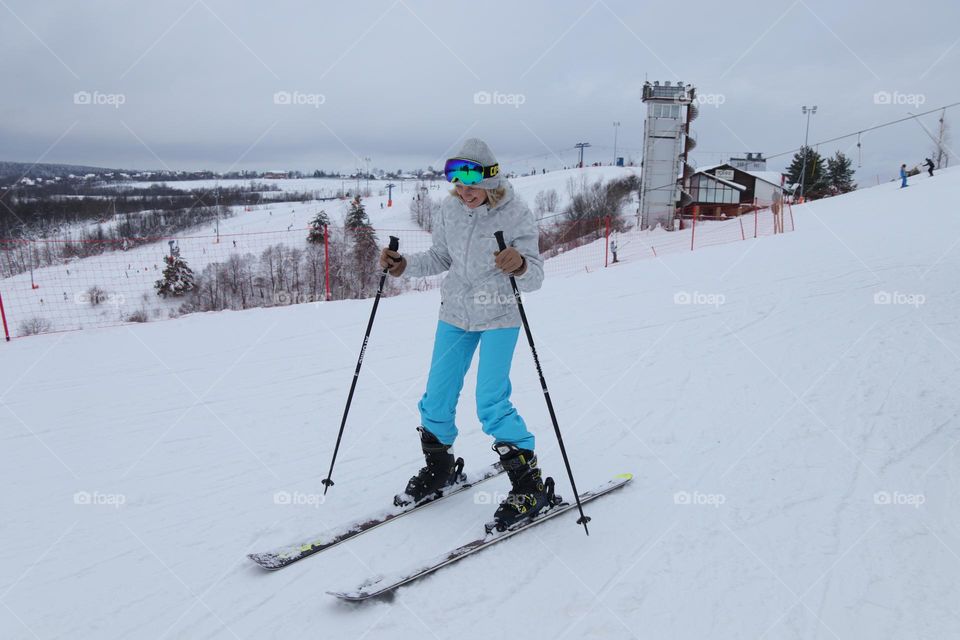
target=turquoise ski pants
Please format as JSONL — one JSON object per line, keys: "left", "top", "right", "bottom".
{"left": 418, "top": 320, "right": 535, "bottom": 450}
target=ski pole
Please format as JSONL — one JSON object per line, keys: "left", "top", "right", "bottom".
{"left": 322, "top": 235, "right": 399, "bottom": 494}
{"left": 494, "top": 230, "right": 591, "bottom": 535}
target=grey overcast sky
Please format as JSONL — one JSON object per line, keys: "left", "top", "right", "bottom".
{"left": 2, "top": 0, "right": 958, "bottom": 182}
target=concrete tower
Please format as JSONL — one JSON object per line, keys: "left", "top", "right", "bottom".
{"left": 639, "top": 81, "right": 697, "bottom": 230}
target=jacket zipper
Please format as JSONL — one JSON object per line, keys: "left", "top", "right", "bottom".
{"left": 460, "top": 206, "right": 482, "bottom": 330}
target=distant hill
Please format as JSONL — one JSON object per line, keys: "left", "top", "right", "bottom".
{"left": 0, "top": 160, "right": 129, "bottom": 181}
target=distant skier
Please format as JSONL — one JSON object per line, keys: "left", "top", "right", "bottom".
{"left": 378, "top": 137, "right": 551, "bottom": 529}
{"left": 609, "top": 239, "right": 618, "bottom": 263}
{"left": 925, "top": 158, "right": 935, "bottom": 177}
{"left": 900, "top": 164, "right": 908, "bottom": 188}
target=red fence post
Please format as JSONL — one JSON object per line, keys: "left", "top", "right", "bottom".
{"left": 324, "top": 224, "right": 331, "bottom": 301}
{"left": 739, "top": 214, "right": 746, "bottom": 241}
{"left": 788, "top": 202, "right": 795, "bottom": 232}
{"left": 0, "top": 287, "right": 10, "bottom": 341}
{"left": 604, "top": 215, "right": 610, "bottom": 267}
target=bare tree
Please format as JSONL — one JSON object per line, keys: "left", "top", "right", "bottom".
{"left": 534, "top": 189, "right": 559, "bottom": 217}
{"left": 931, "top": 112, "right": 951, "bottom": 169}
{"left": 409, "top": 183, "right": 437, "bottom": 231}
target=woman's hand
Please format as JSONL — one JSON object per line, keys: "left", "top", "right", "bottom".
{"left": 380, "top": 247, "right": 406, "bottom": 276}
{"left": 494, "top": 247, "right": 526, "bottom": 276}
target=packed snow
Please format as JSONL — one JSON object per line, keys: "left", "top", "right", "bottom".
{"left": 1, "top": 167, "right": 959, "bottom": 638}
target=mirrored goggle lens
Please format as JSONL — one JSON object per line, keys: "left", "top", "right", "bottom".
{"left": 444, "top": 159, "right": 484, "bottom": 185}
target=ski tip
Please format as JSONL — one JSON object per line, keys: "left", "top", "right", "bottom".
{"left": 613, "top": 473, "right": 634, "bottom": 481}
{"left": 327, "top": 590, "right": 374, "bottom": 602}
{"left": 247, "top": 553, "right": 283, "bottom": 570}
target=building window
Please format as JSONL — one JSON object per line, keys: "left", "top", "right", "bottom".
{"left": 650, "top": 103, "right": 681, "bottom": 118}
{"left": 692, "top": 175, "right": 742, "bottom": 204}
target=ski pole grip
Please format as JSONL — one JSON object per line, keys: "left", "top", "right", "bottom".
{"left": 494, "top": 230, "right": 507, "bottom": 251}
{"left": 388, "top": 235, "right": 400, "bottom": 252}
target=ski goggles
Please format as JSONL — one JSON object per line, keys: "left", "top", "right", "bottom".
{"left": 444, "top": 158, "right": 499, "bottom": 185}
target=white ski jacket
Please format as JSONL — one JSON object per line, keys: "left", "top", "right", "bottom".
{"left": 403, "top": 181, "right": 544, "bottom": 331}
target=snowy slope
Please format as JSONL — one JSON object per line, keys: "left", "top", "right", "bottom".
{"left": 2, "top": 167, "right": 959, "bottom": 639}
{"left": 1, "top": 167, "right": 636, "bottom": 335}
{"left": 117, "top": 166, "right": 638, "bottom": 228}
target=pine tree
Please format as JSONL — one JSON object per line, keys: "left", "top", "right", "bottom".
{"left": 155, "top": 251, "right": 196, "bottom": 297}
{"left": 344, "top": 195, "right": 370, "bottom": 231}
{"left": 786, "top": 146, "right": 829, "bottom": 199}
{"left": 826, "top": 151, "right": 857, "bottom": 195}
{"left": 344, "top": 196, "right": 380, "bottom": 298}
{"left": 307, "top": 209, "right": 330, "bottom": 244}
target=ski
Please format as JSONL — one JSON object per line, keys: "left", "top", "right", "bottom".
{"left": 248, "top": 462, "right": 505, "bottom": 570}
{"left": 327, "top": 473, "right": 633, "bottom": 601}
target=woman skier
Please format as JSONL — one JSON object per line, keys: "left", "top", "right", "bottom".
{"left": 378, "top": 137, "right": 549, "bottom": 529}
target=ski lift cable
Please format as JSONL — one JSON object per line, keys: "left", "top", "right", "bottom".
{"left": 766, "top": 101, "right": 960, "bottom": 160}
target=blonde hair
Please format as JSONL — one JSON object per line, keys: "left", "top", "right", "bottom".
{"left": 450, "top": 185, "right": 508, "bottom": 209}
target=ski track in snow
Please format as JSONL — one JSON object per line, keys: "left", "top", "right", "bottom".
{"left": 2, "top": 168, "right": 960, "bottom": 638}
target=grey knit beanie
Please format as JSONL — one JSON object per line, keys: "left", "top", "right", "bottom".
{"left": 451, "top": 137, "right": 502, "bottom": 188}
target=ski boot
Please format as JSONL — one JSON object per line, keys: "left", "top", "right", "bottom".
{"left": 394, "top": 427, "right": 465, "bottom": 507}
{"left": 486, "top": 443, "right": 557, "bottom": 534}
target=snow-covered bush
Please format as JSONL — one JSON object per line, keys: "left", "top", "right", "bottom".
{"left": 18, "top": 316, "right": 52, "bottom": 336}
